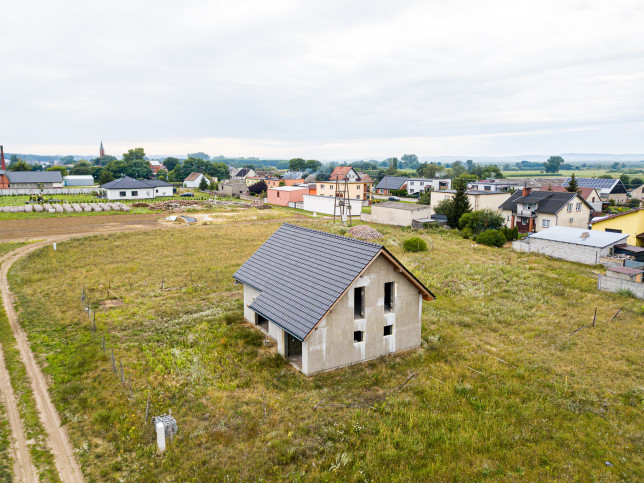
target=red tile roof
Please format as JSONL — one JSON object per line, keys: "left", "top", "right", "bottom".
{"left": 329, "top": 166, "right": 353, "bottom": 180}
{"left": 538, "top": 185, "right": 598, "bottom": 201}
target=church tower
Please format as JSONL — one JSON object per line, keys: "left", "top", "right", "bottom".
{"left": 100, "top": 140, "right": 105, "bottom": 157}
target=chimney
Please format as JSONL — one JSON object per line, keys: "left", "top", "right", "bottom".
{"left": 522, "top": 186, "right": 531, "bottom": 197}
{"left": 0, "top": 145, "right": 5, "bottom": 171}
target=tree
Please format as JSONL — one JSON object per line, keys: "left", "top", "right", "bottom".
{"left": 32, "top": 163, "right": 43, "bottom": 171}
{"left": 199, "top": 176, "right": 209, "bottom": 191}
{"left": 60, "top": 155, "right": 75, "bottom": 165}
{"left": 466, "top": 159, "right": 475, "bottom": 172}
{"left": 156, "top": 169, "right": 168, "bottom": 181}
{"left": 92, "top": 155, "right": 116, "bottom": 166}
{"left": 170, "top": 164, "right": 186, "bottom": 182}
{"left": 187, "top": 152, "right": 210, "bottom": 161}
{"left": 125, "top": 160, "right": 153, "bottom": 179}
{"left": 46, "top": 165, "right": 68, "bottom": 176}
{"left": 163, "top": 157, "right": 180, "bottom": 172}
{"left": 450, "top": 160, "right": 467, "bottom": 178}
{"left": 9, "top": 154, "right": 19, "bottom": 164}
{"left": 104, "top": 160, "right": 128, "bottom": 178}
{"left": 416, "top": 163, "right": 441, "bottom": 178}
{"left": 289, "top": 158, "right": 307, "bottom": 172}
{"left": 566, "top": 173, "right": 579, "bottom": 192}
{"left": 443, "top": 177, "right": 472, "bottom": 228}
{"left": 98, "top": 169, "right": 114, "bottom": 185}
{"left": 417, "top": 190, "right": 432, "bottom": 205}
{"left": 122, "top": 148, "right": 146, "bottom": 164}
{"left": 9, "top": 159, "right": 32, "bottom": 171}
{"left": 249, "top": 180, "right": 267, "bottom": 196}
{"left": 619, "top": 174, "right": 631, "bottom": 189}
{"left": 305, "top": 160, "right": 322, "bottom": 172}
{"left": 70, "top": 160, "right": 94, "bottom": 175}
{"left": 544, "top": 156, "right": 564, "bottom": 173}
{"left": 458, "top": 209, "right": 504, "bottom": 235}
{"left": 401, "top": 154, "right": 419, "bottom": 169}
{"left": 630, "top": 177, "right": 643, "bottom": 189}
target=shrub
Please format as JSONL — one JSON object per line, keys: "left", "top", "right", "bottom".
{"left": 616, "top": 289, "right": 637, "bottom": 298}
{"left": 475, "top": 229, "right": 506, "bottom": 247}
{"left": 500, "top": 226, "right": 519, "bottom": 241}
{"left": 459, "top": 209, "right": 504, "bottom": 235}
{"left": 403, "top": 237, "right": 428, "bottom": 252}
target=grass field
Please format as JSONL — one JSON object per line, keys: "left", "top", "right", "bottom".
{"left": 501, "top": 169, "right": 616, "bottom": 178}
{"left": 6, "top": 221, "right": 644, "bottom": 481}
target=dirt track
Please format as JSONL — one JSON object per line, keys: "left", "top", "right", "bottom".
{"left": 0, "top": 215, "right": 171, "bottom": 481}
{"left": 0, "top": 213, "right": 167, "bottom": 242}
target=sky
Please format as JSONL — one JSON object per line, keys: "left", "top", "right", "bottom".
{"left": 1, "top": 0, "right": 643, "bottom": 160}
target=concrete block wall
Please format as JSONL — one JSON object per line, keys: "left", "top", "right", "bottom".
{"left": 597, "top": 275, "right": 644, "bottom": 299}
{"left": 512, "top": 238, "right": 609, "bottom": 265}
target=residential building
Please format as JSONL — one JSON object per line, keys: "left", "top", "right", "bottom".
{"left": 233, "top": 223, "right": 435, "bottom": 375}
{"left": 590, "top": 208, "right": 644, "bottom": 246}
{"left": 430, "top": 190, "right": 511, "bottom": 213}
{"left": 406, "top": 178, "right": 451, "bottom": 195}
{"left": 630, "top": 184, "right": 644, "bottom": 201}
{"left": 499, "top": 187, "right": 593, "bottom": 233}
{"left": 374, "top": 176, "right": 408, "bottom": 196}
{"left": 101, "top": 176, "right": 173, "bottom": 199}
{"left": 219, "top": 179, "right": 247, "bottom": 196}
{"left": 315, "top": 167, "right": 373, "bottom": 203}
{"left": 361, "top": 202, "right": 432, "bottom": 227}
{"left": 267, "top": 186, "right": 310, "bottom": 206}
{"left": 231, "top": 168, "right": 257, "bottom": 179}
{"left": 5, "top": 171, "right": 64, "bottom": 189}
{"left": 0, "top": 146, "right": 8, "bottom": 189}
{"left": 245, "top": 176, "right": 265, "bottom": 187}
{"left": 64, "top": 175, "right": 95, "bottom": 186}
{"left": 537, "top": 185, "right": 603, "bottom": 212}
{"left": 266, "top": 171, "right": 306, "bottom": 188}
{"left": 149, "top": 160, "right": 163, "bottom": 174}
{"left": 183, "top": 172, "right": 211, "bottom": 188}
{"left": 512, "top": 226, "right": 628, "bottom": 265}
{"left": 562, "top": 177, "right": 628, "bottom": 203}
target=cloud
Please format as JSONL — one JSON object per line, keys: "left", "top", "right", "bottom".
{"left": 1, "top": 0, "right": 643, "bottom": 158}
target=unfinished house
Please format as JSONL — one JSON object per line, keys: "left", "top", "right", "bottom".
{"left": 233, "top": 223, "right": 435, "bottom": 375}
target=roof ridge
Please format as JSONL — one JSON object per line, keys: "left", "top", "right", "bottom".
{"left": 281, "top": 223, "right": 384, "bottom": 249}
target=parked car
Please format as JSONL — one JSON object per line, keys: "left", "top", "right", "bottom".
{"left": 388, "top": 196, "right": 400, "bottom": 201}
{"left": 180, "top": 192, "right": 195, "bottom": 197}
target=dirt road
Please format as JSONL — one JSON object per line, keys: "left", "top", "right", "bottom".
{"left": 0, "top": 216, "right": 172, "bottom": 481}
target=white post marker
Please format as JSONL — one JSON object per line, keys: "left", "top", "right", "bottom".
{"left": 53, "top": 242, "right": 57, "bottom": 251}
{"left": 156, "top": 421, "right": 166, "bottom": 453}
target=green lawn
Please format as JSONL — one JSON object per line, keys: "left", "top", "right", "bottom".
{"left": 6, "top": 222, "right": 643, "bottom": 481}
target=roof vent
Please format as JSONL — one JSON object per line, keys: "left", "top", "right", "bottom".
{"left": 581, "top": 232, "right": 590, "bottom": 240}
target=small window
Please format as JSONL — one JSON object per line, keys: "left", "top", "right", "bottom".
{"left": 384, "top": 325, "right": 393, "bottom": 336}
{"left": 576, "top": 202, "right": 581, "bottom": 211}
{"left": 132, "top": 191, "right": 138, "bottom": 196}
{"left": 384, "top": 282, "right": 394, "bottom": 312}
{"left": 567, "top": 203, "right": 572, "bottom": 212}
{"left": 605, "top": 228, "right": 622, "bottom": 233}
{"left": 356, "top": 194, "right": 360, "bottom": 199}
{"left": 119, "top": 191, "right": 126, "bottom": 197}
{"left": 354, "top": 287, "right": 365, "bottom": 319}
{"left": 354, "top": 330, "right": 364, "bottom": 343}
{"left": 542, "top": 219, "right": 550, "bottom": 228}
{"left": 321, "top": 184, "right": 324, "bottom": 188}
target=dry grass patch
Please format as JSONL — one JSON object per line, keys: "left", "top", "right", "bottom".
{"left": 6, "top": 221, "right": 644, "bottom": 481}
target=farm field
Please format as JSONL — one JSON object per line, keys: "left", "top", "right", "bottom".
{"left": 501, "top": 169, "right": 617, "bottom": 178}
{"left": 5, "top": 220, "right": 643, "bottom": 481}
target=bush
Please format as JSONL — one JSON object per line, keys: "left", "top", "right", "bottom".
{"left": 475, "top": 229, "right": 506, "bottom": 247}
{"left": 459, "top": 209, "right": 504, "bottom": 235}
{"left": 500, "top": 226, "right": 519, "bottom": 241}
{"left": 402, "top": 237, "right": 428, "bottom": 252}
{"left": 616, "top": 289, "right": 637, "bottom": 298}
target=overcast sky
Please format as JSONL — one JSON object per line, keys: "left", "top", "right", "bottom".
{"left": 2, "top": 0, "right": 643, "bottom": 159}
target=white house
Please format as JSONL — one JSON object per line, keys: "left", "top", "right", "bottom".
{"left": 406, "top": 178, "right": 451, "bottom": 195}
{"left": 101, "top": 176, "right": 173, "bottom": 200}
{"left": 234, "top": 224, "right": 435, "bottom": 375}
{"left": 302, "top": 194, "right": 363, "bottom": 216}
{"left": 183, "top": 172, "right": 210, "bottom": 188}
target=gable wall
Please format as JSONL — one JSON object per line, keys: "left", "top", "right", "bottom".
{"left": 302, "top": 254, "right": 422, "bottom": 375}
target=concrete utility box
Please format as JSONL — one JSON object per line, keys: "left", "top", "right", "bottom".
{"left": 152, "top": 414, "right": 177, "bottom": 438}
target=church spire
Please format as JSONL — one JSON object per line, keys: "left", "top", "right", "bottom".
{"left": 100, "top": 140, "right": 105, "bottom": 157}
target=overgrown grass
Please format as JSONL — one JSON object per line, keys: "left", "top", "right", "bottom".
{"left": 0, "top": 394, "right": 11, "bottom": 482}
{"left": 6, "top": 221, "right": 644, "bottom": 481}
{"left": 0, "top": 297, "right": 59, "bottom": 481}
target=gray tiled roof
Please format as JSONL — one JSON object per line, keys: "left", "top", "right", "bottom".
{"left": 233, "top": 223, "right": 434, "bottom": 340}
{"left": 375, "top": 176, "right": 408, "bottom": 190}
{"left": 7, "top": 171, "right": 63, "bottom": 183}
{"left": 499, "top": 190, "right": 592, "bottom": 214}
{"left": 101, "top": 176, "right": 171, "bottom": 189}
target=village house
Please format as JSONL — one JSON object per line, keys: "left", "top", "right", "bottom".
{"left": 512, "top": 226, "right": 628, "bottom": 265}
{"left": 5, "top": 171, "right": 64, "bottom": 189}
{"left": 499, "top": 187, "right": 592, "bottom": 233}
{"left": 234, "top": 224, "right": 434, "bottom": 375}
{"left": 562, "top": 177, "right": 628, "bottom": 204}
{"left": 266, "top": 185, "right": 309, "bottom": 206}
{"left": 374, "top": 176, "right": 408, "bottom": 196}
{"left": 266, "top": 171, "right": 306, "bottom": 188}
{"left": 630, "top": 184, "right": 644, "bottom": 202}
{"left": 591, "top": 208, "right": 644, "bottom": 246}
{"left": 149, "top": 160, "right": 163, "bottom": 174}
{"left": 406, "top": 178, "right": 451, "bottom": 195}
{"left": 101, "top": 176, "right": 173, "bottom": 200}
{"left": 315, "top": 167, "right": 373, "bottom": 203}
{"left": 219, "top": 179, "right": 247, "bottom": 196}
{"left": 430, "top": 189, "right": 511, "bottom": 213}
{"left": 231, "top": 168, "right": 257, "bottom": 179}
{"left": 537, "top": 185, "right": 603, "bottom": 212}
{"left": 183, "top": 172, "right": 211, "bottom": 188}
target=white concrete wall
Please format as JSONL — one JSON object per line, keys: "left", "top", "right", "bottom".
{"left": 0, "top": 187, "right": 98, "bottom": 195}
{"left": 597, "top": 275, "right": 644, "bottom": 299}
{"left": 512, "top": 238, "right": 615, "bottom": 265}
{"left": 104, "top": 186, "right": 172, "bottom": 199}
{"left": 302, "top": 254, "right": 422, "bottom": 375}
{"left": 302, "top": 195, "right": 363, "bottom": 216}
